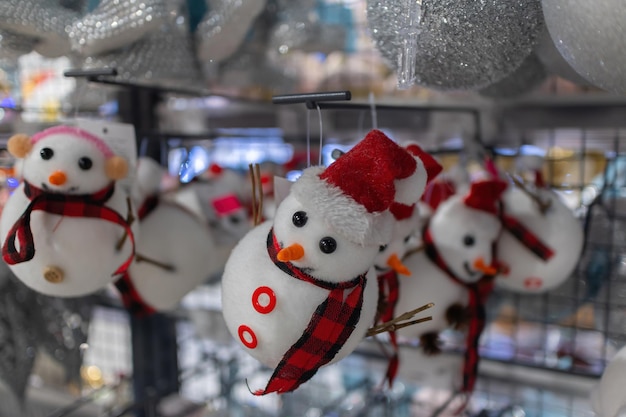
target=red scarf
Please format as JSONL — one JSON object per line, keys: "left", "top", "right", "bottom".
{"left": 422, "top": 226, "right": 494, "bottom": 395}
{"left": 2, "top": 181, "right": 135, "bottom": 277}
{"left": 114, "top": 195, "right": 160, "bottom": 317}
{"left": 377, "top": 269, "right": 400, "bottom": 387}
{"left": 500, "top": 214, "right": 554, "bottom": 261}
{"left": 254, "top": 228, "right": 367, "bottom": 395}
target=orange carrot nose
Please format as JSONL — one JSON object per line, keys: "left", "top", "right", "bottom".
{"left": 277, "top": 243, "right": 305, "bottom": 262}
{"left": 387, "top": 253, "right": 411, "bottom": 276}
{"left": 473, "top": 257, "right": 498, "bottom": 275}
{"left": 48, "top": 170, "right": 67, "bottom": 186}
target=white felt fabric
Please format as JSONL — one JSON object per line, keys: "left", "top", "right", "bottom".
{"left": 393, "top": 156, "right": 428, "bottom": 207}
{"left": 495, "top": 188, "right": 583, "bottom": 293}
{"left": 374, "top": 207, "right": 422, "bottom": 272}
{"left": 592, "top": 344, "right": 626, "bottom": 417}
{"left": 221, "top": 221, "right": 378, "bottom": 369}
{"left": 132, "top": 157, "right": 163, "bottom": 205}
{"left": 1, "top": 134, "right": 137, "bottom": 297}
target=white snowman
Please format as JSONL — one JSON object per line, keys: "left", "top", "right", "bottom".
{"left": 1, "top": 126, "right": 136, "bottom": 297}
{"left": 592, "top": 344, "right": 626, "bottom": 417}
{"left": 495, "top": 180, "right": 583, "bottom": 293}
{"left": 115, "top": 157, "right": 230, "bottom": 314}
{"left": 221, "top": 129, "right": 435, "bottom": 395}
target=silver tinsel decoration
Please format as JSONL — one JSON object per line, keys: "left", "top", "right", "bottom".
{"left": 69, "top": 0, "right": 169, "bottom": 56}
{"left": 0, "top": 30, "right": 38, "bottom": 61}
{"left": 367, "top": 0, "right": 544, "bottom": 90}
{"left": 0, "top": 0, "right": 79, "bottom": 58}
{"left": 480, "top": 53, "right": 547, "bottom": 98}
{"left": 83, "top": 0, "right": 202, "bottom": 87}
{"left": 542, "top": 0, "right": 626, "bottom": 93}
{"left": 196, "top": 0, "right": 267, "bottom": 63}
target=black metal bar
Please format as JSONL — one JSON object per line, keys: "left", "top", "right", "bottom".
{"left": 63, "top": 68, "right": 119, "bottom": 78}
{"left": 272, "top": 91, "right": 351, "bottom": 108}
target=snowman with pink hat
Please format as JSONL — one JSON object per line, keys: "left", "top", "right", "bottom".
{"left": 221, "top": 129, "right": 437, "bottom": 395}
{"left": 395, "top": 178, "right": 508, "bottom": 396}
{"left": 0, "top": 126, "right": 137, "bottom": 297}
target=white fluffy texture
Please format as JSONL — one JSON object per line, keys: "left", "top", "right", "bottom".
{"left": 291, "top": 166, "right": 393, "bottom": 246}
{"left": 374, "top": 207, "right": 422, "bottom": 272}
{"left": 132, "top": 157, "right": 163, "bottom": 206}
{"left": 429, "top": 196, "right": 502, "bottom": 284}
{"left": 128, "top": 202, "right": 220, "bottom": 311}
{"left": 274, "top": 193, "right": 380, "bottom": 283}
{"left": 393, "top": 157, "right": 427, "bottom": 207}
{"left": 495, "top": 188, "right": 583, "bottom": 293}
{"left": 21, "top": 133, "right": 116, "bottom": 195}
{"left": 591, "top": 344, "right": 626, "bottom": 417}
{"left": 221, "top": 221, "right": 379, "bottom": 369}
{"left": 1, "top": 184, "right": 137, "bottom": 298}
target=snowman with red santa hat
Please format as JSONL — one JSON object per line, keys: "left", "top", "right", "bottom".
{"left": 221, "top": 129, "right": 437, "bottom": 395}
{"left": 1, "top": 126, "right": 136, "bottom": 297}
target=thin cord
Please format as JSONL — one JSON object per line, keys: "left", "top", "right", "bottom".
{"left": 72, "top": 79, "right": 88, "bottom": 119}
{"left": 306, "top": 109, "right": 311, "bottom": 167}
{"left": 369, "top": 92, "right": 378, "bottom": 130}
{"left": 317, "top": 103, "right": 323, "bottom": 166}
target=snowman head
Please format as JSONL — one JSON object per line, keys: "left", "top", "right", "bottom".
{"left": 428, "top": 179, "right": 507, "bottom": 283}
{"left": 374, "top": 207, "right": 422, "bottom": 276}
{"left": 8, "top": 126, "right": 128, "bottom": 195}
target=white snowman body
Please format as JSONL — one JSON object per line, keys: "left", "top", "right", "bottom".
{"left": 591, "top": 345, "right": 626, "bottom": 417}
{"left": 396, "top": 193, "right": 502, "bottom": 340}
{"left": 221, "top": 193, "right": 380, "bottom": 369}
{"left": 374, "top": 207, "right": 422, "bottom": 275}
{"left": 495, "top": 187, "right": 583, "bottom": 293}
{"left": 1, "top": 130, "right": 136, "bottom": 297}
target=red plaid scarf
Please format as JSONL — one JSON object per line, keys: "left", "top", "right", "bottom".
{"left": 377, "top": 269, "right": 400, "bottom": 387}
{"left": 500, "top": 214, "right": 554, "bottom": 261}
{"left": 114, "top": 195, "right": 160, "bottom": 318}
{"left": 254, "top": 228, "right": 367, "bottom": 395}
{"left": 2, "top": 181, "right": 135, "bottom": 277}
{"left": 422, "top": 226, "right": 495, "bottom": 395}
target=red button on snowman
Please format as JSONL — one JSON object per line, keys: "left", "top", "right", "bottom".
{"left": 221, "top": 130, "right": 433, "bottom": 395}
{"left": 1, "top": 126, "right": 136, "bottom": 297}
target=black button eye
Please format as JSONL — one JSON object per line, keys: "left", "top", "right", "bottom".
{"left": 292, "top": 211, "right": 308, "bottom": 227}
{"left": 463, "top": 235, "right": 475, "bottom": 247}
{"left": 229, "top": 216, "right": 240, "bottom": 224}
{"left": 78, "top": 157, "right": 93, "bottom": 170}
{"left": 40, "top": 147, "right": 54, "bottom": 160}
{"left": 319, "top": 237, "right": 337, "bottom": 254}
{"left": 379, "top": 244, "right": 388, "bottom": 252}
{"left": 404, "top": 235, "right": 412, "bottom": 243}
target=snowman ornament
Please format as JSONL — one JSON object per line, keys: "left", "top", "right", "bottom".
{"left": 221, "top": 129, "right": 434, "bottom": 395}
{"left": 395, "top": 179, "right": 508, "bottom": 395}
{"left": 114, "top": 157, "right": 224, "bottom": 314}
{"left": 1, "top": 126, "right": 136, "bottom": 297}
{"left": 592, "top": 344, "right": 626, "bottom": 417}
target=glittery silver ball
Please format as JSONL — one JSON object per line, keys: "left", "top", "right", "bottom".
{"left": 367, "top": 0, "right": 544, "bottom": 90}
{"left": 0, "top": 30, "right": 38, "bottom": 60}
{"left": 0, "top": 0, "right": 78, "bottom": 58}
{"left": 480, "top": 53, "right": 547, "bottom": 98}
{"left": 533, "top": 28, "right": 590, "bottom": 86}
{"left": 542, "top": 0, "right": 626, "bottom": 93}
{"left": 196, "top": 0, "right": 267, "bottom": 63}
{"left": 69, "top": 0, "right": 169, "bottom": 56}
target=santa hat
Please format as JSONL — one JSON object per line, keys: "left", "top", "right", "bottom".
{"left": 421, "top": 178, "right": 457, "bottom": 211}
{"left": 391, "top": 143, "right": 443, "bottom": 220}
{"left": 31, "top": 125, "right": 115, "bottom": 158}
{"left": 463, "top": 179, "right": 508, "bottom": 215}
{"left": 291, "top": 130, "right": 419, "bottom": 246}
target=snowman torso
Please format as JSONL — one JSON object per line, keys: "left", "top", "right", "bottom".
{"left": 127, "top": 202, "right": 216, "bottom": 311}
{"left": 496, "top": 188, "right": 583, "bottom": 292}
{"left": 395, "top": 250, "right": 467, "bottom": 339}
{"left": 1, "top": 182, "right": 136, "bottom": 297}
{"left": 221, "top": 221, "right": 378, "bottom": 369}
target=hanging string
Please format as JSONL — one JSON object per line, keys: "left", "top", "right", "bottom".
{"left": 317, "top": 103, "right": 324, "bottom": 166}
{"left": 306, "top": 109, "right": 311, "bottom": 168}
{"left": 72, "top": 78, "right": 88, "bottom": 120}
{"left": 369, "top": 92, "right": 378, "bottom": 131}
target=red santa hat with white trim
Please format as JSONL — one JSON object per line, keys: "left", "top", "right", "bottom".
{"left": 291, "top": 130, "right": 437, "bottom": 246}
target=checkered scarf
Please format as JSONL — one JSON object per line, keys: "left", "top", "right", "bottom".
{"left": 377, "top": 269, "right": 400, "bottom": 387}
{"left": 255, "top": 228, "right": 367, "bottom": 395}
{"left": 423, "top": 226, "right": 495, "bottom": 394}
{"left": 2, "top": 181, "right": 135, "bottom": 277}
{"left": 114, "top": 195, "right": 160, "bottom": 317}
{"left": 500, "top": 214, "right": 554, "bottom": 261}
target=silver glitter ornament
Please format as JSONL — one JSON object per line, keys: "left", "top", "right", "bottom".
{"left": 533, "top": 28, "right": 590, "bottom": 86}
{"left": 196, "top": 0, "right": 267, "bottom": 63}
{"left": 367, "top": 0, "right": 544, "bottom": 90}
{"left": 480, "top": 53, "right": 547, "bottom": 98}
{"left": 0, "top": 30, "right": 38, "bottom": 61}
{"left": 0, "top": 0, "right": 79, "bottom": 58}
{"left": 69, "top": 0, "right": 169, "bottom": 56}
{"left": 82, "top": 0, "right": 203, "bottom": 87}
{"left": 542, "top": 0, "right": 626, "bottom": 93}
